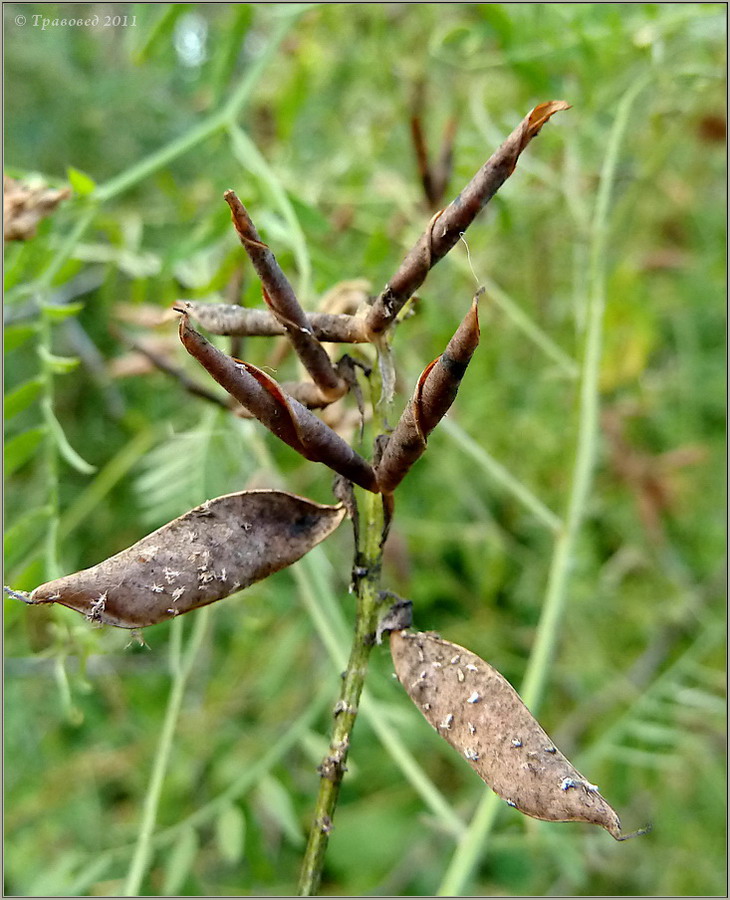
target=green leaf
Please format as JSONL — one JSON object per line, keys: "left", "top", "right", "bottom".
{"left": 66, "top": 167, "right": 97, "bottom": 197}
{"left": 41, "top": 301, "right": 85, "bottom": 322}
{"left": 255, "top": 775, "right": 305, "bottom": 847}
{"left": 132, "top": 5, "right": 191, "bottom": 64}
{"left": 46, "top": 409, "right": 97, "bottom": 475}
{"left": 5, "top": 377, "right": 44, "bottom": 419}
{"left": 4, "top": 506, "right": 52, "bottom": 572}
{"left": 4, "top": 323, "right": 38, "bottom": 352}
{"left": 38, "top": 345, "right": 80, "bottom": 374}
{"left": 207, "top": 5, "right": 253, "bottom": 104}
{"left": 162, "top": 827, "right": 198, "bottom": 896}
{"left": 5, "top": 427, "right": 46, "bottom": 477}
{"left": 215, "top": 804, "right": 246, "bottom": 865}
{"left": 288, "top": 195, "right": 332, "bottom": 237}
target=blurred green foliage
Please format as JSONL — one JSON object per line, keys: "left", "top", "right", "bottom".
{"left": 4, "top": 3, "right": 726, "bottom": 896}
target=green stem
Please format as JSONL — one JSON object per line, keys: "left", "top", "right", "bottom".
{"left": 30, "top": 10, "right": 300, "bottom": 584}
{"left": 441, "top": 418, "right": 562, "bottom": 533}
{"left": 297, "top": 491, "right": 388, "bottom": 896}
{"left": 520, "top": 75, "right": 649, "bottom": 714}
{"left": 59, "top": 427, "right": 157, "bottom": 537}
{"left": 297, "top": 354, "right": 392, "bottom": 896}
{"left": 294, "top": 551, "right": 464, "bottom": 838}
{"left": 32, "top": 10, "right": 299, "bottom": 295}
{"left": 37, "top": 204, "right": 98, "bottom": 291}
{"left": 38, "top": 319, "right": 62, "bottom": 580}
{"left": 96, "top": 11, "right": 298, "bottom": 203}
{"left": 66, "top": 680, "right": 333, "bottom": 896}
{"left": 436, "top": 78, "right": 648, "bottom": 898}
{"left": 123, "top": 609, "right": 210, "bottom": 896}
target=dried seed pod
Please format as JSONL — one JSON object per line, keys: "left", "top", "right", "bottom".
{"left": 391, "top": 630, "right": 634, "bottom": 840}
{"left": 4, "top": 174, "right": 71, "bottom": 241}
{"left": 177, "top": 312, "right": 380, "bottom": 493}
{"left": 366, "top": 101, "right": 569, "bottom": 337}
{"left": 409, "top": 80, "right": 458, "bottom": 212}
{"left": 175, "top": 301, "right": 370, "bottom": 343}
{"left": 376, "top": 296, "right": 480, "bottom": 493}
{"left": 223, "top": 191, "right": 346, "bottom": 401}
{"left": 22, "top": 491, "right": 346, "bottom": 629}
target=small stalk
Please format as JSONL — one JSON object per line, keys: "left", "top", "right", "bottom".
{"left": 123, "top": 609, "right": 210, "bottom": 896}
{"left": 435, "top": 76, "right": 648, "bottom": 899}
{"left": 298, "top": 354, "right": 392, "bottom": 896}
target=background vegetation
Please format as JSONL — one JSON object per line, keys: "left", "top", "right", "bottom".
{"left": 5, "top": 3, "right": 726, "bottom": 896}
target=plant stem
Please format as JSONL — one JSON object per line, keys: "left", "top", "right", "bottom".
{"left": 123, "top": 609, "right": 210, "bottom": 896}
{"left": 297, "top": 495, "right": 386, "bottom": 896}
{"left": 96, "top": 11, "right": 298, "bottom": 203}
{"left": 441, "top": 418, "right": 562, "bottom": 533}
{"left": 298, "top": 354, "right": 392, "bottom": 896}
{"left": 436, "top": 78, "right": 648, "bottom": 898}
{"left": 31, "top": 10, "right": 299, "bottom": 298}
{"left": 295, "top": 550, "right": 464, "bottom": 837}
{"left": 519, "top": 75, "right": 649, "bottom": 715}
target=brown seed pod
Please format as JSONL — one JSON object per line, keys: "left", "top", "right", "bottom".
{"left": 23, "top": 491, "right": 346, "bottom": 629}
{"left": 223, "top": 190, "right": 346, "bottom": 402}
{"left": 391, "top": 630, "right": 636, "bottom": 840}
{"left": 174, "top": 301, "right": 370, "bottom": 343}
{"left": 177, "top": 312, "right": 380, "bottom": 493}
{"left": 366, "top": 101, "right": 570, "bottom": 338}
{"left": 376, "top": 296, "right": 480, "bottom": 493}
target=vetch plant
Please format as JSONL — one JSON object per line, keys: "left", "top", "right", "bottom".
{"left": 7, "top": 100, "right": 648, "bottom": 896}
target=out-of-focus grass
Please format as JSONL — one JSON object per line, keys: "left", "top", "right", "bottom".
{"left": 4, "top": 3, "right": 726, "bottom": 896}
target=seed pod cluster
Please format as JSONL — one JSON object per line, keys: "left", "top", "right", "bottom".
{"left": 23, "top": 491, "right": 346, "bottom": 629}
{"left": 177, "top": 312, "right": 380, "bottom": 493}
{"left": 391, "top": 630, "right": 633, "bottom": 840}
{"left": 376, "top": 295, "right": 481, "bottom": 493}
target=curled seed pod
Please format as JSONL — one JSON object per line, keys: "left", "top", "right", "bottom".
{"left": 175, "top": 301, "right": 370, "bottom": 343}
{"left": 177, "top": 312, "right": 380, "bottom": 493}
{"left": 223, "top": 191, "right": 346, "bottom": 401}
{"left": 391, "top": 630, "right": 642, "bottom": 840}
{"left": 22, "top": 491, "right": 346, "bottom": 629}
{"left": 376, "top": 295, "right": 480, "bottom": 493}
{"left": 366, "top": 101, "right": 570, "bottom": 338}
{"left": 276, "top": 380, "right": 341, "bottom": 410}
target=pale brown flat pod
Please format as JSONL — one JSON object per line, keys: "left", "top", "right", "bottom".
{"left": 177, "top": 312, "right": 380, "bottom": 493}
{"left": 376, "top": 297, "right": 480, "bottom": 493}
{"left": 366, "top": 101, "right": 569, "bottom": 338}
{"left": 390, "top": 630, "right": 629, "bottom": 839}
{"left": 176, "top": 301, "right": 369, "bottom": 343}
{"left": 26, "top": 491, "right": 346, "bottom": 629}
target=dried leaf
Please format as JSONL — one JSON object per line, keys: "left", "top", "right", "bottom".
{"left": 24, "top": 490, "right": 346, "bottom": 629}
{"left": 391, "top": 630, "right": 635, "bottom": 840}
{"left": 376, "top": 295, "right": 480, "bottom": 493}
{"left": 4, "top": 175, "right": 71, "bottom": 241}
{"left": 177, "top": 312, "right": 380, "bottom": 493}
